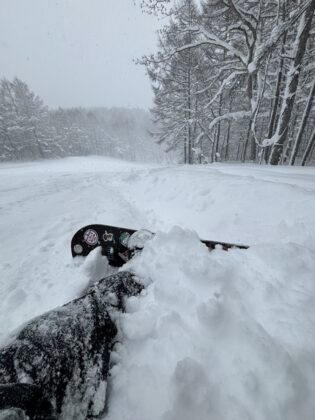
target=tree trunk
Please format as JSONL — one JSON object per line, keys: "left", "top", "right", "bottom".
{"left": 301, "top": 126, "right": 315, "bottom": 166}
{"left": 211, "top": 126, "right": 217, "bottom": 163}
{"left": 282, "top": 108, "right": 299, "bottom": 164}
{"left": 264, "top": 31, "right": 288, "bottom": 163}
{"left": 248, "top": 75, "right": 257, "bottom": 162}
{"left": 214, "top": 93, "right": 223, "bottom": 162}
{"left": 224, "top": 95, "right": 232, "bottom": 161}
{"left": 184, "top": 140, "right": 187, "bottom": 163}
{"left": 236, "top": 137, "right": 242, "bottom": 161}
{"left": 269, "top": 0, "right": 315, "bottom": 165}
{"left": 241, "top": 120, "right": 252, "bottom": 162}
{"left": 289, "top": 79, "right": 315, "bottom": 165}
{"left": 186, "top": 2, "right": 193, "bottom": 164}
{"left": 225, "top": 120, "right": 231, "bottom": 160}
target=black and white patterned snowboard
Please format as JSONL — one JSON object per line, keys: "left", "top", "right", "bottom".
{"left": 71, "top": 224, "right": 248, "bottom": 267}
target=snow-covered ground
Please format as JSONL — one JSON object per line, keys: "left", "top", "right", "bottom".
{"left": 1, "top": 156, "right": 315, "bottom": 420}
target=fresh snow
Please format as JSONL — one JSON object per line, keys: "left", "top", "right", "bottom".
{"left": 1, "top": 156, "right": 315, "bottom": 420}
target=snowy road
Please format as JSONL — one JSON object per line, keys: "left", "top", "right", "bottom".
{"left": 1, "top": 157, "right": 315, "bottom": 420}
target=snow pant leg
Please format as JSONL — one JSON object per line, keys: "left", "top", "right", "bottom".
{"left": 0, "top": 383, "right": 56, "bottom": 419}
{"left": 0, "top": 271, "right": 143, "bottom": 420}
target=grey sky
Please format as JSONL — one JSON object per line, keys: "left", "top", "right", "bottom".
{"left": 0, "top": 0, "right": 161, "bottom": 109}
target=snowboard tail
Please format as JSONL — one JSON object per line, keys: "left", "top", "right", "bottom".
{"left": 71, "top": 224, "right": 248, "bottom": 267}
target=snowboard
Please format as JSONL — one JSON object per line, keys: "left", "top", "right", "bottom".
{"left": 71, "top": 224, "right": 248, "bottom": 267}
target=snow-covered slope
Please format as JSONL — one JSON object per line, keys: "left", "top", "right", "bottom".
{"left": 1, "top": 157, "right": 315, "bottom": 420}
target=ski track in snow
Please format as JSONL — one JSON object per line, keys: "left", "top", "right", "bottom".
{"left": 1, "top": 156, "right": 315, "bottom": 420}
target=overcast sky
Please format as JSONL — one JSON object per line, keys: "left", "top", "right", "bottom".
{"left": 0, "top": 0, "right": 161, "bottom": 109}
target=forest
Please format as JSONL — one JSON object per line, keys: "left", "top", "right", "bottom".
{"left": 0, "top": 77, "right": 160, "bottom": 162}
{"left": 141, "top": 0, "right": 315, "bottom": 165}
{"left": 1, "top": 1, "right": 314, "bottom": 166}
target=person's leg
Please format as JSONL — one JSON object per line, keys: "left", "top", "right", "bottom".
{"left": 0, "top": 271, "right": 143, "bottom": 419}
{"left": 0, "top": 384, "right": 55, "bottom": 420}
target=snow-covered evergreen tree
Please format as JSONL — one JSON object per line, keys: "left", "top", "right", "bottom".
{"left": 0, "top": 78, "right": 163, "bottom": 162}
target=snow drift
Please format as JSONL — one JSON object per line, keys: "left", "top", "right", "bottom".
{"left": 0, "top": 157, "right": 315, "bottom": 420}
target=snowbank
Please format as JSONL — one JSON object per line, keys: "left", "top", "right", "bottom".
{"left": 107, "top": 227, "right": 315, "bottom": 420}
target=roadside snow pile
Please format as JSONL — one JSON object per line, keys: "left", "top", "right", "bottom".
{"left": 107, "top": 227, "right": 315, "bottom": 420}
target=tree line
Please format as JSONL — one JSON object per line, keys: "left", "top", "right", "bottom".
{"left": 0, "top": 77, "right": 161, "bottom": 162}
{"left": 141, "top": 0, "right": 315, "bottom": 165}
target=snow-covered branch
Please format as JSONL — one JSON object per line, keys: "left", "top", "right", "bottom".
{"left": 209, "top": 111, "right": 251, "bottom": 131}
